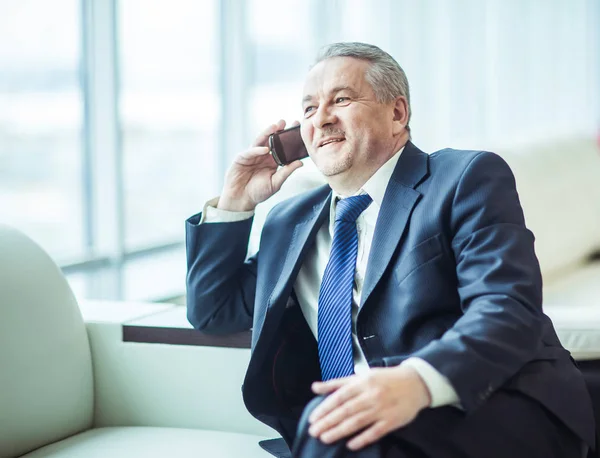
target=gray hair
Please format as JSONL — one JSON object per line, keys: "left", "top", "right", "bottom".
{"left": 313, "top": 42, "right": 411, "bottom": 133}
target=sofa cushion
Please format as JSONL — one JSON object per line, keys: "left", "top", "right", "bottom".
{"left": 495, "top": 136, "right": 600, "bottom": 281}
{"left": 0, "top": 226, "right": 94, "bottom": 458}
{"left": 21, "top": 427, "right": 272, "bottom": 458}
{"left": 543, "top": 262, "right": 600, "bottom": 360}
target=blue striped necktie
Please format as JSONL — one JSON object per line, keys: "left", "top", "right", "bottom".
{"left": 318, "top": 194, "right": 373, "bottom": 381}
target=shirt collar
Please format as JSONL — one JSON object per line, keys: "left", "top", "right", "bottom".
{"left": 331, "top": 145, "right": 405, "bottom": 209}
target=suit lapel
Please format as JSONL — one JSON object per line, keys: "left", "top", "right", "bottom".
{"left": 360, "top": 142, "right": 429, "bottom": 308}
{"left": 267, "top": 188, "right": 331, "bottom": 309}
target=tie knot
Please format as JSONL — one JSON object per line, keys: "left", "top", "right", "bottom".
{"left": 335, "top": 194, "right": 373, "bottom": 222}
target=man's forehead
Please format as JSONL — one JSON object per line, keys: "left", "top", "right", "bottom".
{"left": 302, "top": 57, "right": 368, "bottom": 99}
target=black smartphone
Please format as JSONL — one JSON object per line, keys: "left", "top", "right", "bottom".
{"left": 268, "top": 125, "right": 309, "bottom": 166}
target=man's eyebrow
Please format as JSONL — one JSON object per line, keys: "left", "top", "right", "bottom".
{"left": 330, "top": 85, "right": 358, "bottom": 96}
{"left": 302, "top": 86, "right": 358, "bottom": 105}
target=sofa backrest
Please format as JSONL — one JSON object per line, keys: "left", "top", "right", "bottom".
{"left": 249, "top": 137, "right": 600, "bottom": 282}
{"left": 0, "top": 225, "right": 94, "bottom": 457}
{"left": 495, "top": 136, "right": 600, "bottom": 281}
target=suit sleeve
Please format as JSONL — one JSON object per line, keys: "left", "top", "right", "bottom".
{"left": 185, "top": 207, "right": 257, "bottom": 335}
{"left": 408, "top": 151, "right": 544, "bottom": 412}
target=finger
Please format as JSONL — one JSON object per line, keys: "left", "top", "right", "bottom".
{"left": 346, "top": 420, "right": 390, "bottom": 451}
{"left": 271, "top": 160, "right": 303, "bottom": 192}
{"left": 319, "top": 410, "right": 374, "bottom": 444}
{"left": 239, "top": 146, "right": 271, "bottom": 158}
{"left": 311, "top": 375, "right": 356, "bottom": 394}
{"left": 311, "top": 377, "right": 350, "bottom": 395}
{"left": 308, "top": 379, "right": 359, "bottom": 424}
{"left": 290, "top": 120, "right": 300, "bottom": 127}
{"left": 252, "top": 120, "right": 286, "bottom": 147}
{"left": 235, "top": 147, "right": 273, "bottom": 166}
{"left": 309, "top": 394, "right": 372, "bottom": 437}
{"left": 311, "top": 383, "right": 339, "bottom": 396}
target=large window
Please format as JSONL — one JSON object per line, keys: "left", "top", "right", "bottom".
{"left": 247, "top": 0, "right": 314, "bottom": 135}
{"left": 118, "top": 0, "right": 220, "bottom": 250}
{"left": 0, "top": 0, "right": 597, "bottom": 303}
{"left": 0, "top": 0, "right": 83, "bottom": 260}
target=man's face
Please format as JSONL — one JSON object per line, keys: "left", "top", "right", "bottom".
{"left": 300, "top": 57, "right": 397, "bottom": 179}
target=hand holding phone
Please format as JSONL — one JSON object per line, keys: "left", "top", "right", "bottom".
{"left": 217, "top": 120, "right": 304, "bottom": 212}
{"left": 269, "top": 125, "right": 309, "bottom": 166}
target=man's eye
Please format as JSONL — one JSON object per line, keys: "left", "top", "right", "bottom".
{"left": 304, "top": 106, "right": 315, "bottom": 114}
{"left": 335, "top": 97, "right": 349, "bottom": 104}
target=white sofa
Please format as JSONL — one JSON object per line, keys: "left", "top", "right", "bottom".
{"left": 493, "top": 136, "right": 600, "bottom": 361}
{"left": 0, "top": 225, "right": 275, "bottom": 457}
{"left": 1, "top": 136, "right": 598, "bottom": 457}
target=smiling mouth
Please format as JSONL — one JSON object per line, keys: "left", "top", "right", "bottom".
{"left": 319, "top": 138, "right": 345, "bottom": 147}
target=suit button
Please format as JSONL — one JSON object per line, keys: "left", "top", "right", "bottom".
{"left": 479, "top": 384, "right": 494, "bottom": 401}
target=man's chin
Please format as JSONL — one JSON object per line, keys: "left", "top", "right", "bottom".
{"left": 313, "top": 152, "right": 352, "bottom": 177}
{"left": 316, "top": 162, "right": 352, "bottom": 177}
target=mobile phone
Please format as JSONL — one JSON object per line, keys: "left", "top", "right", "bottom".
{"left": 268, "top": 125, "right": 309, "bottom": 166}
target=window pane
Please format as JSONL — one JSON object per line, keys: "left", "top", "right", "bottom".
{"left": 0, "top": 0, "right": 84, "bottom": 260}
{"left": 119, "top": 0, "right": 220, "bottom": 250}
{"left": 248, "top": 0, "right": 313, "bottom": 134}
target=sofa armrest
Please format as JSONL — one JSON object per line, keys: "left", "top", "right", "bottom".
{"left": 82, "top": 300, "right": 275, "bottom": 438}
{"left": 79, "top": 299, "right": 177, "bottom": 323}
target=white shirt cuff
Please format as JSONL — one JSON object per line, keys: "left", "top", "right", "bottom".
{"left": 200, "top": 197, "right": 255, "bottom": 224}
{"left": 401, "top": 357, "right": 460, "bottom": 408}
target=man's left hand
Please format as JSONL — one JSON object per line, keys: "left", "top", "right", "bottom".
{"left": 308, "top": 365, "right": 432, "bottom": 451}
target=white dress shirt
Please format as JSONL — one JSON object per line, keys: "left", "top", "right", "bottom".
{"left": 202, "top": 147, "right": 459, "bottom": 408}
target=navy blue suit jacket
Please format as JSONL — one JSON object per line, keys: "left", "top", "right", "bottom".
{"left": 186, "top": 142, "right": 595, "bottom": 447}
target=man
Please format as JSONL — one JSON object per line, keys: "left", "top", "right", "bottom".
{"left": 186, "top": 42, "right": 594, "bottom": 457}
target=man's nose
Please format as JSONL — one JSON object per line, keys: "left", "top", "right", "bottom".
{"left": 313, "top": 105, "right": 337, "bottom": 129}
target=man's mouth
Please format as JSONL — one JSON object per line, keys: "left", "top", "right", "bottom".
{"left": 318, "top": 137, "right": 345, "bottom": 147}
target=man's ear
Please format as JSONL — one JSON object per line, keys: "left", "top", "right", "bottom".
{"left": 392, "top": 96, "right": 409, "bottom": 135}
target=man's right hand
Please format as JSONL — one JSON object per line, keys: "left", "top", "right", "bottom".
{"left": 217, "top": 120, "right": 304, "bottom": 212}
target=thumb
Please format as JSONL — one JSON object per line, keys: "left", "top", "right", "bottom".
{"left": 271, "top": 160, "right": 303, "bottom": 192}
